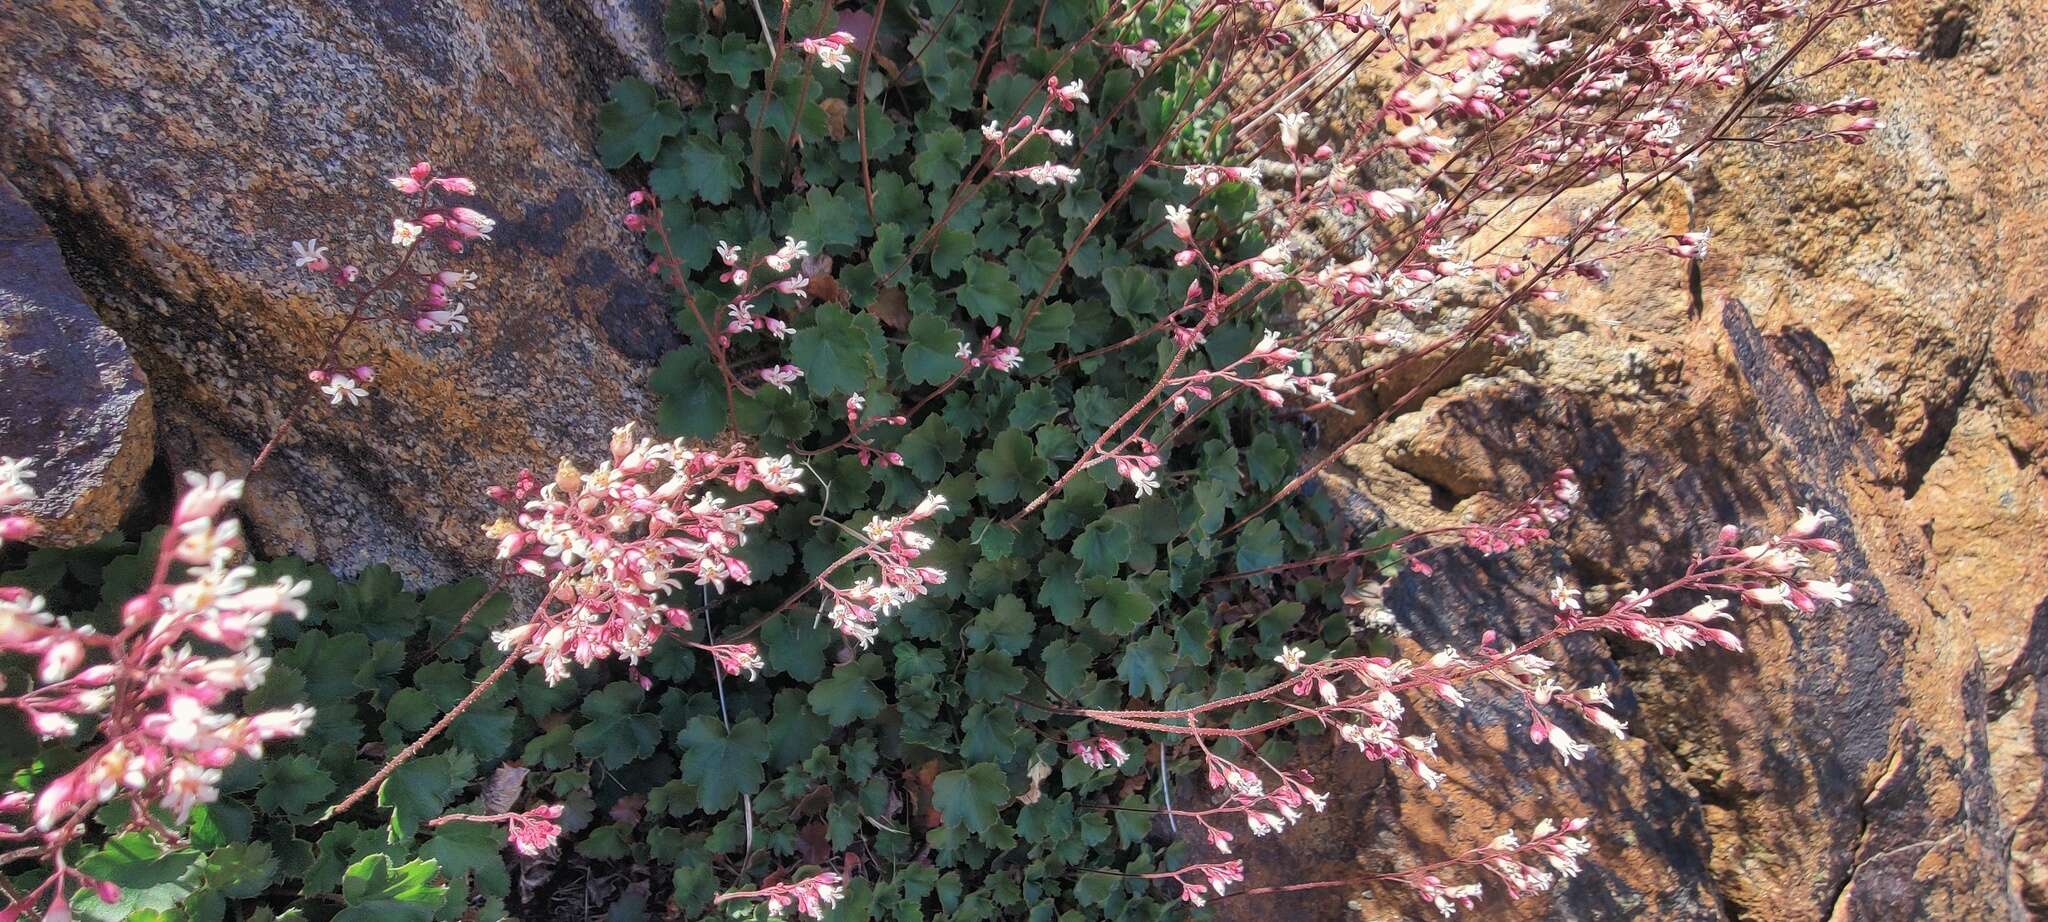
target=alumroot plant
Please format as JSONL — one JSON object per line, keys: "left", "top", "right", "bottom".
{"left": 1058, "top": 513, "right": 1851, "bottom": 902}
{"left": 1, "top": 0, "right": 1912, "bottom": 914}
{"left": 0, "top": 464, "right": 313, "bottom": 920}
{"left": 0, "top": 160, "right": 515, "bottom": 920}
{"left": 573, "top": 0, "right": 1900, "bottom": 913}
{"left": 258, "top": 161, "right": 495, "bottom": 470}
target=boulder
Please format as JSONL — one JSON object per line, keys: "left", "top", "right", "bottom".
{"left": 0, "top": 175, "right": 153, "bottom": 544}
{"left": 0, "top": 0, "right": 682, "bottom": 584}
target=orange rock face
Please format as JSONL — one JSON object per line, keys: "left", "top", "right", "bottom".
{"left": 1217, "top": 0, "right": 2046, "bottom": 916}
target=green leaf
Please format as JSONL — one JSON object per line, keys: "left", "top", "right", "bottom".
{"left": 966, "top": 594, "right": 1034, "bottom": 655}
{"left": 959, "top": 259, "right": 1022, "bottom": 324}
{"left": 255, "top": 753, "right": 335, "bottom": 818}
{"left": 1247, "top": 432, "right": 1294, "bottom": 490}
{"left": 72, "top": 834, "right": 201, "bottom": 921}
{"left": 1072, "top": 517, "right": 1135, "bottom": 578}
{"left": 911, "top": 128, "right": 972, "bottom": 188}
{"left": 1233, "top": 518, "right": 1286, "bottom": 573}
{"left": 1006, "top": 233, "right": 1064, "bottom": 294}
{"left": 652, "top": 135, "right": 744, "bottom": 206}
{"left": 706, "top": 33, "right": 769, "bottom": 84}
{"left": 1008, "top": 386, "right": 1061, "bottom": 431}
{"left": 1103, "top": 266, "right": 1165, "bottom": 319}
{"left": 576, "top": 681, "right": 662, "bottom": 769}
{"left": 1040, "top": 476, "right": 1106, "bottom": 540}
{"left": 963, "top": 651, "right": 1027, "bottom": 702}
{"left": 378, "top": 754, "right": 459, "bottom": 838}
{"left": 898, "top": 415, "right": 966, "bottom": 481}
{"left": 904, "top": 314, "right": 966, "bottom": 385}
{"left": 650, "top": 345, "right": 729, "bottom": 439}
{"left": 871, "top": 172, "right": 925, "bottom": 226}
{"left": 677, "top": 717, "right": 772, "bottom": 811}
{"left": 338, "top": 854, "right": 446, "bottom": 922}
{"left": 1041, "top": 637, "right": 1096, "bottom": 690}
{"left": 931, "top": 226, "right": 977, "bottom": 276}
{"left": 808, "top": 656, "right": 887, "bottom": 726}
{"left": 596, "top": 78, "right": 684, "bottom": 167}
{"left": 790, "top": 303, "right": 887, "bottom": 397}
{"left": 422, "top": 820, "right": 511, "bottom": 898}
{"left": 932, "top": 763, "right": 1009, "bottom": 834}
{"left": 1118, "top": 629, "right": 1177, "bottom": 699}
{"left": 975, "top": 429, "right": 1050, "bottom": 504}
{"left": 1086, "top": 580, "right": 1154, "bottom": 635}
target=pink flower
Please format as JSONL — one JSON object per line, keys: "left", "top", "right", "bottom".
{"left": 290, "top": 239, "right": 330, "bottom": 272}
{"left": 796, "top": 32, "right": 857, "bottom": 72}
{"left": 760, "top": 364, "right": 805, "bottom": 393}
{"left": 489, "top": 425, "right": 802, "bottom": 684}
{"left": 702, "top": 643, "right": 767, "bottom": 680}
{"left": 721, "top": 872, "right": 847, "bottom": 921}
{"left": 1047, "top": 76, "right": 1089, "bottom": 110}
{"left": 507, "top": 804, "right": 564, "bottom": 856}
{"left": 1068, "top": 737, "right": 1131, "bottom": 770}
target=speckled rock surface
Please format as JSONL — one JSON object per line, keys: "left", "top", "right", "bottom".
{"left": 1218, "top": 0, "right": 2046, "bottom": 916}
{"left": 0, "top": 175, "right": 153, "bottom": 544}
{"left": 0, "top": 0, "right": 678, "bottom": 583}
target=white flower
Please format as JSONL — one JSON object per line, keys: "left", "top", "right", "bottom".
{"left": 420, "top": 303, "right": 469, "bottom": 333}
{"left": 812, "top": 43, "right": 851, "bottom": 71}
{"left": 0, "top": 457, "right": 37, "bottom": 507}
{"left": 1277, "top": 111, "right": 1310, "bottom": 151}
{"left": 321, "top": 375, "right": 367, "bottom": 406}
{"left": 1801, "top": 579, "right": 1855, "bottom": 606}
{"left": 290, "top": 239, "right": 328, "bottom": 269}
{"left": 1013, "top": 162, "right": 1081, "bottom": 186}
{"left": 1164, "top": 204, "right": 1193, "bottom": 240}
{"left": 1128, "top": 467, "right": 1159, "bottom": 497}
{"left": 390, "top": 220, "right": 425, "bottom": 247}
{"left": 1789, "top": 506, "right": 1837, "bottom": 538}
{"left": 1274, "top": 645, "right": 1308, "bottom": 672}
{"left": 982, "top": 121, "right": 1006, "bottom": 141}
{"left": 759, "top": 364, "right": 805, "bottom": 394}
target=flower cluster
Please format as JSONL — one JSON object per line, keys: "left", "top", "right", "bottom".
{"left": 485, "top": 424, "right": 805, "bottom": 683}
{"left": 695, "top": 641, "right": 767, "bottom": 681}
{"left": 816, "top": 493, "right": 949, "bottom": 647}
{"left": 1140, "top": 860, "right": 1245, "bottom": 907}
{"left": 1165, "top": 330, "right": 1338, "bottom": 414}
{"left": 717, "top": 871, "right": 847, "bottom": 920}
{"left": 1390, "top": 818, "right": 1593, "bottom": 917}
{"left": 427, "top": 804, "right": 566, "bottom": 857}
{"left": 987, "top": 78, "right": 1089, "bottom": 188}
{"left": 1460, "top": 469, "right": 1580, "bottom": 554}
{"left": 796, "top": 31, "right": 857, "bottom": 72}
{"left": 0, "top": 466, "right": 313, "bottom": 920}
{"left": 1071, "top": 510, "right": 1852, "bottom": 908}
{"left": 1067, "top": 736, "right": 1131, "bottom": 770}
{"left": 290, "top": 161, "right": 491, "bottom": 409}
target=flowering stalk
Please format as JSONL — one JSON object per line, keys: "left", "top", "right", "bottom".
{"left": 0, "top": 464, "right": 313, "bottom": 920}
{"left": 1219, "top": 817, "right": 1594, "bottom": 916}
{"left": 714, "top": 871, "right": 846, "bottom": 920}
{"left": 624, "top": 191, "right": 826, "bottom": 430}
{"left": 256, "top": 162, "right": 493, "bottom": 474}
{"left": 424, "top": 804, "right": 565, "bottom": 857}
{"left": 1040, "top": 512, "right": 1850, "bottom": 905}
{"left": 790, "top": 493, "right": 950, "bottom": 648}
{"left": 324, "top": 426, "right": 806, "bottom": 817}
